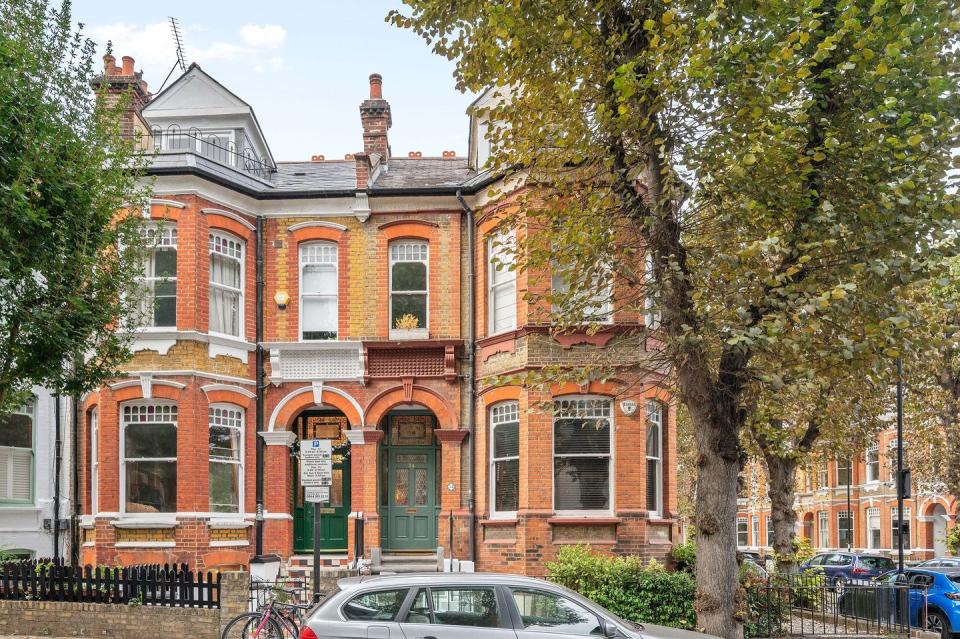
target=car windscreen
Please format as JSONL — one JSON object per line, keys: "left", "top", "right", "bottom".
{"left": 950, "top": 575, "right": 960, "bottom": 585}
{"left": 859, "top": 557, "right": 894, "bottom": 570}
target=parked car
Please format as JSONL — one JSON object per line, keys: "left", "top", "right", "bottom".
{"left": 300, "top": 572, "right": 719, "bottom": 639}
{"left": 917, "top": 559, "right": 960, "bottom": 570}
{"left": 799, "top": 552, "right": 895, "bottom": 591}
{"left": 839, "top": 568, "right": 960, "bottom": 639}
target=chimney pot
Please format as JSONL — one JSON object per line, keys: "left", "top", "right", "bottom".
{"left": 121, "top": 56, "right": 135, "bottom": 75}
{"left": 311, "top": 154, "right": 325, "bottom": 162}
{"left": 103, "top": 54, "right": 116, "bottom": 74}
{"left": 345, "top": 153, "right": 354, "bottom": 160}
{"left": 442, "top": 150, "right": 456, "bottom": 159}
{"left": 369, "top": 73, "right": 383, "bottom": 99}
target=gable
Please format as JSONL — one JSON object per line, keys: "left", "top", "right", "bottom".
{"left": 144, "top": 66, "right": 251, "bottom": 117}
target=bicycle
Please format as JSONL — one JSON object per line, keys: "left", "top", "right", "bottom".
{"left": 222, "top": 584, "right": 313, "bottom": 639}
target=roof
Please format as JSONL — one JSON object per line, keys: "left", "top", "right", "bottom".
{"left": 371, "top": 158, "right": 477, "bottom": 192}
{"left": 272, "top": 161, "right": 357, "bottom": 190}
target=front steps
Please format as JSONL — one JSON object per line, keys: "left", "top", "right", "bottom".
{"left": 371, "top": 547, "right": 443, "bottom": 574}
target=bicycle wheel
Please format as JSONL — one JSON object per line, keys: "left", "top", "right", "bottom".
{"left": 221, "top": 612, "right": 285, "bottom": 639}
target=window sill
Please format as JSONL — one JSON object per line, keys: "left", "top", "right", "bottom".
{"left": 115, "top": 541, "right": 175, "bottom": 548}
{"left": 0, "top": 504, "right": 38, "bottom": 511}
{"left": 208, "top": 519, "right": 252, "bottom": 529}
{"left": 210, "top": 540, "right": 249, "bottom": 548}
{"left": 548, "top": 516, "right": 622, "bottom": 526}
{"left": 389, "top": 328, "right": 429, "bottom": 341}
{"left": 111, "top": 516, "right": 177, "bottom": 529}
{"left": 480, "top": 518, "right": 518, "bottom": 527}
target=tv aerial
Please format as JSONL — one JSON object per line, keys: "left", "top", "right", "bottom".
{"left": 156, "top": 17, "right": 188, "bottom": 93}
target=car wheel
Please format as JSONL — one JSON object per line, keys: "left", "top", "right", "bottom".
{"left": 925, "top": 610, "right": 949, "bottom": 639}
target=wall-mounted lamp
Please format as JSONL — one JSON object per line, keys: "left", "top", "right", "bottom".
{"left": 274, "top": 291, "right": 289, "bottom": 310}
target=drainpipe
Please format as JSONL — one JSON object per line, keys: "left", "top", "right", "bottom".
{"left": 53, "top": 394, "right": 62, "bottom": 562}
{"left": 71, "top": 392, "right": 81, "bottom": 565}
{"left": 456, "top": 189, "right": 477, "bottom": 564}
{"left": 255, "top": 215, "right": 265, "bottom": 557}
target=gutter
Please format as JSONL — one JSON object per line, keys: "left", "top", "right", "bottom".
{"left": 71, "top": 392, "right": 80, "bottom": 565}
{"left": 254, "top": 215, "right": 266, "bottom": 556}
{"left": 456, "top": 189, "right": 477, "bottom": 564}
{"left": 53, "top": 394, "right": 62, "bottom": 562}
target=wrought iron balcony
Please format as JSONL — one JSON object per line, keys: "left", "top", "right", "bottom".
{"left": 148, "top": 125, "right": 274, "bottom": 180}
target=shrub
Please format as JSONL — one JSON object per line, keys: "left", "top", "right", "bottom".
{"left": 545, "top": 545, "right": 697, "bottom": 630}
{"left": 670, "top": 538, "right": 696, "bottom": 573}
{"left": 948, "top": 526, "right": 959, "bottom": 556}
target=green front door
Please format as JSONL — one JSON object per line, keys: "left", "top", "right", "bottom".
{"left": 293, "top": 412, "right": 351, "bottom": 554}
{"left": 385, "top": 447, "right": 437, "bottom": 550}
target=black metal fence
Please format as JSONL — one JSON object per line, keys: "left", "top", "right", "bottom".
{"left": 745, "top": 575, "right": 924, "bottom": 638}
{"left": 150, "top": 125, "right": 274, "bottom": 179}
{"left": 0, "top": 559, "right": 220, "bottom": 608}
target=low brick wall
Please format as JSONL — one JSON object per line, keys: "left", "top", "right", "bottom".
{"left": 0, "top": 571, "right": 248, "bottom": 639}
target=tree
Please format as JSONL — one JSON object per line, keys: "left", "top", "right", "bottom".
{"left": 392, "top": 1, "right": 959, "bottom": 637}
{"left": 0, "top": 0, "right": 149, "bottom": 410}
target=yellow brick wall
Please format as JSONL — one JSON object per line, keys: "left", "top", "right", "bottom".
{"left": 114, "top": 527, "right": 175, "bottom": 543}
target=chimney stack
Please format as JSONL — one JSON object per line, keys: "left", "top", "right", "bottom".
{"left": 94, "top": 53, "right": 151, "bottom": 142}
{"left": 359, "top": 73, "right": 391, "bottom": 160}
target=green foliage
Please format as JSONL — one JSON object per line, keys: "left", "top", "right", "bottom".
{"left": 670, "top": 538, "right": 697, "bottom": 573}
{"left": 546, "top": 545, "right": 697, "bottom": 630}
{"left": 0, "top": 0, "right": 150, "bottom": 411}
{"left": 791, "top": 537, "right": 814, "bottom": 565}
{"left": 948, "top": 526, "right": 960, "bottom": 556}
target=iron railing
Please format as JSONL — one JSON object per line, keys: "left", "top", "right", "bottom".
{"left": 150, "top": 125, "right": 274, "bottom": 180}
{"left": 249, "top": 576, "right": 310, "bottom": 612}
{"left": 745, "top": 574, "right": 925, "bottom": 638}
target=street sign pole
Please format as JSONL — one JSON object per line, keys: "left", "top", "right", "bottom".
{"left": 300, "top": 439, "right": 332, "bottom": 602}
{"left": 896, "top": 357, "right": 905, "bottom": 575}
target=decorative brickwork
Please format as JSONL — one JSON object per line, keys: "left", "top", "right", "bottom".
{"left": 115, "top": 528, "right": 175, "bottom": 543}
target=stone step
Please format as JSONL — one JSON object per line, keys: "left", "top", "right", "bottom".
{"left": 375, "top": 563, "right": 440, "bottom": 574}
{"left": 380, "top": 554, "right": 438, "bottom": 564}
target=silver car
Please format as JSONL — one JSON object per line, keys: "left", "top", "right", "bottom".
{"left": 300, "top": 572, "right": 714, "bottom": 639}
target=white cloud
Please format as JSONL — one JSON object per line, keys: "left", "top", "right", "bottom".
{"left": 239, "top": 24, "right": 286, "bottom": 49}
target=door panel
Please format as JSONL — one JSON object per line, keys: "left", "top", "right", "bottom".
{"left": 387, "top": 448, "right": 436, "bottom": 550}
{"left": 293, "top": 413, "right": 351, "bottom": 553}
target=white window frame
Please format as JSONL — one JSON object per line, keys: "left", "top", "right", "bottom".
{"left": 208, "top": 404, "right": 244, "bottom": 514}
{"left": 551, "top": 266, "right": 614, "bottom": 325}
{"left": 818, "top": 511, "right": 830, "bottom": 549}
{"left": 644, "top": 252, "right": 661, "bottom": 329}
{"left": 646, "top": 401, "right": 664, "bottom": 518}
{"left": 137, "top": 223, "right": 178, "bottom": 329}
{"left": 209, "top": 231, "right": 245, "bottom": 338}
{"left": 891, "top": 506, "right": 911, "bottom": 550}
{"left": 887, "top": 439, "right": 907, "bottom": 479}
{"left": 0, "top": 401, "right": 35, "bottom": 505}
{"left": 487, "top": 232, "right": 517, "bottom": 335}
{"left": 737, "top": 517, "right": 749, "bottom": 547}
{"left": 388, "top": 240, "right": 429, "bottom": 338}
{"left": 865, "top": 442, "right": 880, "bottom": 483}
{"left": 752, "top": 515, "right": 760, "bottom": 547}
{"left": 552, "top": 397, "right": 614, "bottom": 516}
{"left": 766, "top": 516, "right": 774, "bottom": 547}
{"left": 90, "top": 408, "right": 98, "bottom": 514}
{"left": 838, "top": 511, "right": 853, "bottom": 548}
{"left": 120, "top": 402, "right": 178, "bottom": 515}
{"left": 817, "top": 462, "right": 829, "bottom": 489}
{"left": 489, "top": 401, "right": 520, "bottom": 519}
{"left": 299, "top": 242, "right": 339, "bottom": 341}
{"left": 836, "top": 458, "right": 852, "bottom": 486}
{"left": 867, "top": 507, "right": 881, "bottom": 549}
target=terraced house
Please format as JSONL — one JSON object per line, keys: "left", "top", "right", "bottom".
{"left": 78, "top": 55, "right": 676, "bottom": 576}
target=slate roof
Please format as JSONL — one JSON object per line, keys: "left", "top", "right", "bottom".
{"left": 370, "top": 158, "right": 478, "bottom": 191}
{"left": 271, "top": 161, "right": 357, "bottom": 190}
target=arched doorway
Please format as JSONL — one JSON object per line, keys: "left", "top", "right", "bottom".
{"left": 932, "top": 504, "right": 949, "bottom": 558}
{"left": 379, "top": 408, "right": 441, "bottom": 551}
{"left": 292, "top": 409, "right": 351, "bottom": 554}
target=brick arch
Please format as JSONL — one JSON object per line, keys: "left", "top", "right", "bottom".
{"left": 112, "top": 383, "right": 183, "bottom": 403}
{"left": 478, "top": 385, "right": 521, "bottom": 406}
{"left": 551, "top": 381, "right": 620, "bottom": 397}
{"left": 921, "top": 497, "right": 952, "bottom": 517}
{"left": 379, "top": 220, "right": 439, "bottom": 241}
{"left": 205, "top": 212, "right": 255, "bottom": 242}
{"left": 201, "top": 385, "right": 255, "bottom": 410}
{"left": 365, "top": 385, "right": 458, "bottom": 429}
{"left": 269, "top": 384, "right": 363, "bottom": 432}
{"left": 82, "top": 391, "right": 101, "bottom": 413}
{"left": 289, "top": 225, "right": 346, "bottom": 244}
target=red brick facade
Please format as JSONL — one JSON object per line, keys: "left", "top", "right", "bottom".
{"left": 79, "top": 58, "right": 677, "bottom": 573}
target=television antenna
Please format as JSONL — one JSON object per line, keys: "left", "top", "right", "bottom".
{"left": 156, "top": 17, "right": 188, "bottom": 93}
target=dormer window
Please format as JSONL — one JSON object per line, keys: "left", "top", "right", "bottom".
{"left": 154, "top": 128, "right": 237, "bottom": 166}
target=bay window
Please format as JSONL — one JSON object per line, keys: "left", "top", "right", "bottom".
{"left": 737, "top": 517, "right": 749, "bottom": 546}
{"left": 752, "top": 516, "right": 760, "bottom": 546}
{"left": 300, "top": 242, "right": 338, "bottom": 340}
{"left": 838, "top": 511, "right": 853, "bottom": 548}
{"left": 553, "top": 398, "right": 612, "bottom": 513}
{"left": 0, "top": 401, "right": 35, "bottom": 504}
{"left": 490, "top": 401, "right": 519, "bottom": 517}
{"left": 551, "top": 267, "right": 613, "bottom": 324}
{"left": 837, "top": 458, "right": 851, "bottom": 486}
{"left": 867, "top": 507, "right": 881, "bottom": 549}
{"left": 487, "top": 233, "right": 517, "bottom": 334}
{"left": 209, "top": 405, "right": 243, "bottom": 513}
{"left": 646, "top": 401, "right": 664, "bottom": 517}
{"left": 209, "top": 232, "right": 244, "bottom": 337}
{"left": 122, "top": 403, "right": 177, "bottom": 513}
{"left": 389, "top": 241, "right": 428, "bottom": 335}
{"left": 138, "top": 223, "right": 177, "bottom": 327}
{"left": 818, "top": 511, "right": 830, "bottom": 548}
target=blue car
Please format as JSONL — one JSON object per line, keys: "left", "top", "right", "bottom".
{"left": 870, "top": 568, "right": 960, "bottom": 639}
{"left": 800, "top": 552, "right": 895, "bottom": 590}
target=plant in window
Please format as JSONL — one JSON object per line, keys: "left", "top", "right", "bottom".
{"left": 394, "top": 313, "right": 420, "bottom": 330}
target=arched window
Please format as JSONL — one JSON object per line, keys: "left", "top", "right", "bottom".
{"left": 0, "top": 400, "right": 35, "bottom": 504}
{"left": 300, "top": 242, "right": 338, "bottom": 340}
{"left": 209, "top": 231, "right": 244, "bottom": 337}
{"left": 122, "top": 403, "right": 177, "bottom": 513}
{"left": 209, "top": 405, "right": 244, "bottom": 513}
{"left": 89, "top": 408, "right": 98, "bottom": 514}
{"left": 865, "top": 442, "right": 880, "bottom": 483}
{"left": 389, "top": 240, "right": 428, "bottom": 336}
{"left": 490, "top": 401, "right": 519, "bottom": 517}
{"left": 138, "top": 223, "right": 177, "bottom": 327}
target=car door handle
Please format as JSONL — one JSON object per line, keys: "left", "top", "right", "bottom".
{"left": 418, "top": 636, "right": 438, "bottom": 639}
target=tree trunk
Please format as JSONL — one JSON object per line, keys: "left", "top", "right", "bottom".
{"left": 691, "top": 403, "right": 746, "bottom": 639}
{"left": 764, "top": 453, "right": 799, "bottom": 574}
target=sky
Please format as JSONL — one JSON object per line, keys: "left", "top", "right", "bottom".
{"left": 70, "top": 0, "right": 476, "bottom": 161}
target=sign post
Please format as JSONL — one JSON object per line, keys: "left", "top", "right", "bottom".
{"left": 300, "top": 439, "right": 332, "bottom": 602}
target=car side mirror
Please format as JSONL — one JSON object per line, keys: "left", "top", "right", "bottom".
{"left": 603, "top": 621, "right": 619, "bottom": 638}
